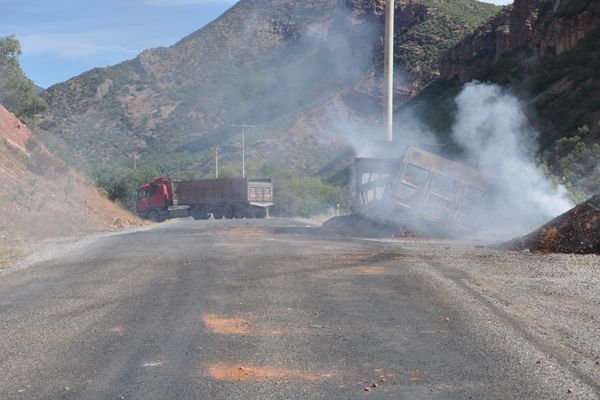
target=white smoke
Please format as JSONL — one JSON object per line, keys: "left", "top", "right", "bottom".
{"left": 452, "top": 82, "right": 572, "bottom": 235}
{"left": 339, "top": 81, "right": 573, "bottom": 238}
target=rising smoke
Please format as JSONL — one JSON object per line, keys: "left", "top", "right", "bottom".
{"left": 451, "top": 82, "right": 572, "bottom": 236}
{"left": 339, "top": 81, "right": 573, "bottom": 238}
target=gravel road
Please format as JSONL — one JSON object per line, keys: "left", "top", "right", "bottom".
{"left": 0, "top": 218, "right": 599, "bottom": 399}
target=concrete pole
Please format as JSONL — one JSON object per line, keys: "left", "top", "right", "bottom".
{"left": 215, "top": 148, "right": 218, "bottom": 179}
{"left": 384, "top": 0, "right": 395, "bottom": 142}
{"left": 242, "top": 127, "right": 246, "bottom": 179}
{"left": 232, "top": 124, "right": 255, "bottom": 179}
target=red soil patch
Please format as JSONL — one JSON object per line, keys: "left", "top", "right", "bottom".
{"left": 208, "top": 363, "right": 332, "bottom": 382}
{"left": 0, "top": 106, "right": 31, "bottom": 148}
{"left": 202, "top": 313, "right": 287, "bottom": 336}
{"left": 409, "top": 369, "right": 423, "bottom": 383}
{"left": 352, "top": 266, "right": 389, "bottom": 275}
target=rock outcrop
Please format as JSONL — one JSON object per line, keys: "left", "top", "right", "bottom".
{"left": 440, "top": 0, "right": 600, "bottom": 82}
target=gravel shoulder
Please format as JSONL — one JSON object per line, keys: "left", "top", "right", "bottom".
{"left": 367, "top": 238, "right": 600, "bottom": 394}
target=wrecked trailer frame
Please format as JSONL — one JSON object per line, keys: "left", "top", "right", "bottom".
{"left": 353, "top": 146, "right": 491, "bottom": 233}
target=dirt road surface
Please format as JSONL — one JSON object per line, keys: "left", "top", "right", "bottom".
{"left": 1, "top": 218, "right": 599, "bottom": 399}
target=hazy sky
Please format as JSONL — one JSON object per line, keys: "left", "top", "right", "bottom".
{"left": 0, "top": 0, "right": 513, "bottom": 88}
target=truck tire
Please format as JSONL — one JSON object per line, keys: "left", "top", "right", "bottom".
{"left": 255, "top": 210, "right": 267, "bottom": 219}
{"left": 147, "top": 210, "right": 162, "bottom": 222}
{"left": 223, "top": 205, "right": 233, "bottom": 219}
{"left": 212, "top": 207, "right": 224, "bottom": 220}
{"left": 192, "top": 208, "right": 210, "bottom": 220}
{"left": 233, "top": 205, "right": 245, "bottom": 219}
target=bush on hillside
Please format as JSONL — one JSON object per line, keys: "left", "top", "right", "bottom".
{"left": 94, "top": 166, "right": 159, "bottom": 211}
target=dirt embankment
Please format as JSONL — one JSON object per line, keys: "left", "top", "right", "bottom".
{"left": 501, "top": 194, "right": 600, "bottom": 254}
{"left": 0, "top": 105, "right": 142, "bottom": 251}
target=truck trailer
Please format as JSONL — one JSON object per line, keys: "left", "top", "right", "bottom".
{"left": 136, "top": 177, "right": 274, "bottom": 222}
{"left": 353, "top": 146, "right": 491, "bottom": 233}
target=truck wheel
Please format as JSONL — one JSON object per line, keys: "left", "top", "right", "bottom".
{"left": 192, "top": 208, "right": 210, "bottom": 220}
{"left": 245, "top": 209, "right": 256, "bottom": 219}
{"left": 148, "top": 210, "right": 162, "bottom": 222}
{"left": 255, "top": 210, "right": 267, "bottom": 219}
{"left": 233, "top": 205, "right": 245, "bottom": 219}
{"left": 223, "top": 205, "right": 233, "bottom": 219}
{"left": 212, "top": 207, "right": 224, "bottom": 220}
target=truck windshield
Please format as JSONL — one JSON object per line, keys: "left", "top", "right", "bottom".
{"left": 137, "top": 188, "right": 156, "bottom": 200}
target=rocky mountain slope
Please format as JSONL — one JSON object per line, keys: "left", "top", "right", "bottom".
{"left": 439, "top": 0, "right": 600, "bottom": 82}
{"left": 0, "top": 105, "right": 141, "bottom": 246}
{"left": 37, "top": 0, "right": 499, "bottom": 173}
{"left": 409, "top": 0, "right": 600, "bottom": 193}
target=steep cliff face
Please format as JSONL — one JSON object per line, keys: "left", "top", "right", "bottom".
{"left": 440, "top": 0, "right": 600, "bottom": 82}
{"left": 410, "top": 0, "right": 600, "bottom": 197}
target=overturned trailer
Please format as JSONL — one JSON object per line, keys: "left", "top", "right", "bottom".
{"left": 353, "top": 146, "right": 491, "bottom": 234}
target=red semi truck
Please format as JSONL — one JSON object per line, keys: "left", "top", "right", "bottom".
{"left": 136, "top": 177, "right": 274, "bottom": 222}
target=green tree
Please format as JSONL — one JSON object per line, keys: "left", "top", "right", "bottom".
{"left": 94, "top": 166, "right": 159, "bottom": 211}
{"left": 0, "top": 35, "right": 47, "bottom": 122}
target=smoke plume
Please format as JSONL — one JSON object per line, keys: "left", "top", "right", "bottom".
{"left": 340, "top": 81, "right": 572, "bottom": 239}
{"left": 452, "top": 82, "right": 572, "bottom": 236}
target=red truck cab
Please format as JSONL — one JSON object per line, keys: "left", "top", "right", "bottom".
{"left": 136, "top": 177, "right": 174, "bottom": 221}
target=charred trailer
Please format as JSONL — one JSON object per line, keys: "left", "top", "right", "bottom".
{"left": 353, "top": 146, "right": 491, "bottom": 234}
{"left": 136, "top": 177, "right": 274, "bottom": 222}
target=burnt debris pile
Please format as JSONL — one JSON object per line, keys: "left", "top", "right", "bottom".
{"left": 321, "top": 215, "right": 422, "bottom": 238}
{"left": 501, "top": 195, "right": 600, "bottom": 254}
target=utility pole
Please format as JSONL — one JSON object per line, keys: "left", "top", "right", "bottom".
{"left": 384, "top": 0, "right": 395, "bottom": 142}
{"left": 132, "top": 152, "right": 138, "bottom": 170}
{"left": 231, "top": 124, "right": 256, "bottom": 178}
{"left": 215, "top": 148, "right": 219, "bottom": 179}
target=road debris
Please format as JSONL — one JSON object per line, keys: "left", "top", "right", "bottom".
{"left": 321, "top": 215, "right": 421, "bottom": 238}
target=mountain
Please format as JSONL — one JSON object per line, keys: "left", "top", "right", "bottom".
{"left": 37, "top": 0, "right": 499, "bottom": 173}
{"left": 408, "top": 0, "right": 600, "bottom": 194}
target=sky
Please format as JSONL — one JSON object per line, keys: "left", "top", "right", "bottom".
{"left": 0, "top": 0, "right": 513, "bottom": 88}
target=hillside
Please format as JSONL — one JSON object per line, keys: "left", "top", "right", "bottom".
{"left": 37, "top": 0, "right": 499, "bottom": 175}
{"left": 407, "top": 0, "right": 600, "bottom": 194}
{"left": 0, "top": 104, "right": 141, "bottom": 249}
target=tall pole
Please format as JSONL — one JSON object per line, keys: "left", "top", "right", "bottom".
{"left": 215, "top": 148, "right": 218, "bottom": 179}
{"left": 384, "top": 0, "right": 395, "bottom": 142}
{"left": 242, "top": 127, "right": 246, "bottom": 178}
{"left": 231, "top": 124, "right": 256, "bottom": 179}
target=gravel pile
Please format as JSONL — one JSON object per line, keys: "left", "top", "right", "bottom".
{"left": 501, "top": 194, "right": 600, "bottom": 254}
